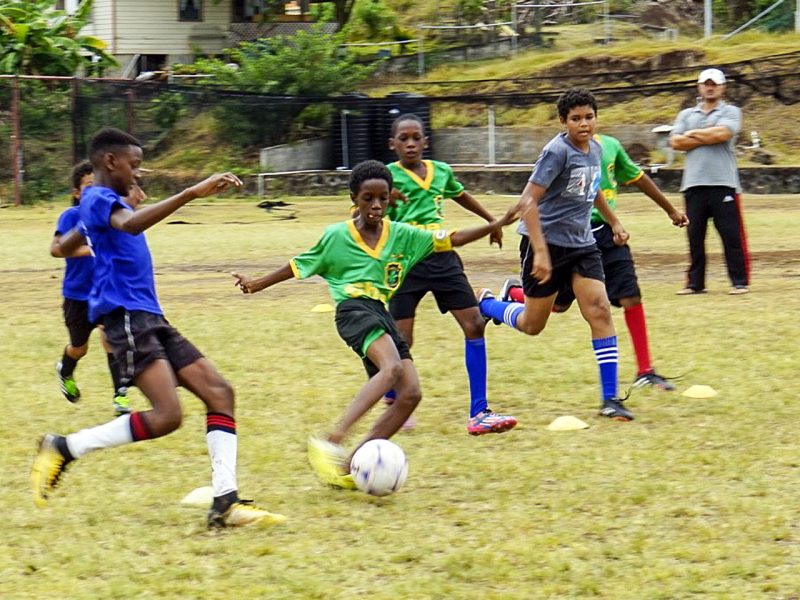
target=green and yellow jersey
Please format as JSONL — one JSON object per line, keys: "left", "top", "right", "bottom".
{"left": 386, "top": 160, "right": 465, "bottom": 229}
{"left": 289, "top": 219, "right": 453, "bottom": 306}
{"left": 591, "top": 134, "right": 644, "bottom": 225}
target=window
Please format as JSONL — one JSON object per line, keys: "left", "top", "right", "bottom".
{"left": 232, "top": 0, "right": 266, "bottom": 22}
{"left": 179, "top": 0, "right": 203, "bottom": 22}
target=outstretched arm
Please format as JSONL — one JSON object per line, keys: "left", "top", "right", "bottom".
{"left": 110, "top": 173, "right": 242, "bottom": 235}
{"left": 632, "top": 175, "right": 688, "bottom": 227}
{"left": 232, "top": 263, "right": 294, "bottom": 294}
{"left": 452, "top": 190, "right": 502, "bottom": 248}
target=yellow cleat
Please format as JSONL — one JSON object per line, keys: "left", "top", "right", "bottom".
{"left": 307, "top": 437, "right": 357, "bottom": 490}
{"left": 30, "top": 434, "right": 70, "bottom": 508}
{"left": 208, "top": 500, "right": 287, "bottom": 528}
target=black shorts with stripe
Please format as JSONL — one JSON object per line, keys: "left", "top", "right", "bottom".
{"left": 520, "top": 236, "right": 605, "bottom": 298}
{"left": 554, "top": 223, "right": 640, "bottom": 308}
{"left": 101, "top": 309, "right": 204, "bottom": 387}
{"left": 388, "top": 251, "right": 477, "bottom": 320}
{"left": 335, "top": 297, "right": 411, "bottom": 378}
{"left": 63, "top": 298, "right": 95, "bottom": 347}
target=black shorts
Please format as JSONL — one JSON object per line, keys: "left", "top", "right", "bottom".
{"left": 554, "top": 223, "right": 641, "bottom": 308}
{"left": 335, "top": 297, "right": 412, "bottom": 378}
{"left": 389, "top": 251, "right": 477, "bottom": 320}
{"left": 63, "top": 298, "right": 95, "bottom": 347}
{"left": 101, "top": 309, "right": 204, "bottom": 387}
{"left": 520, "top": 236, "right": 605, "bottom": 298}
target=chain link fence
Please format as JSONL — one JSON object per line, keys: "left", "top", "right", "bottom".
{"left": 2, "top": 53, "right": 799, "bottom": 204}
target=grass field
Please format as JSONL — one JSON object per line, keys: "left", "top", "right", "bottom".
{"left": 2, "top": 192, "right": 800, "bottom": 599}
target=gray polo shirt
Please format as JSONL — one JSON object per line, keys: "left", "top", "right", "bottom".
{"left": 672, "top": 101, "right": 742, "bottom": 192}
{"left": 516, "top": 132, "right": 602, "bottom": 248}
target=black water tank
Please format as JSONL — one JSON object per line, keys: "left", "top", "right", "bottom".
{"left": 372, "top": 92, "right": 433, "bottom": 165}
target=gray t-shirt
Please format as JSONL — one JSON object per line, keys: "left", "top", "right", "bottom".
{"left": 516, "top": 132, "right": 602, "bottom": 248}
{"left": 672, "top": 101, "right": 741, "bottom": 192}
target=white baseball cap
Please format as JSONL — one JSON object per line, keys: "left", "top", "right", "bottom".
{"left": 698, "top": 68, "right": 726, "bottom": 85}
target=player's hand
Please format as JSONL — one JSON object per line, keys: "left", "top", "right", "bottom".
{"left": 670, "top": 211, "right": 689, "bottom": 228}
{"left": 611, "top": 223, "right": 629, "bottom": 246}
{"left": 531, "top": 250, "right": 552, "bottom": 284}
{"left": 388, "top": 188, "right": 407, "bottom": 208}
{"left": 488, "top": 220, "right": 503, "bottom": 248}
{"left": 231, "top": 271, "right": 256, "bottom": 294}
{"left": 189, "top": 173, "right": 243, "bottom": 199}
{"left": 498, "top": 202, "right": 521, "bottom": 228}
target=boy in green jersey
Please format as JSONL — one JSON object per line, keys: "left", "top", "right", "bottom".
{"left": 385, "top": 114, "right": 517, "bottom": 436}
{"left": 231, "top": 160, "right": 512, "bottom": 489}
{"left": 503, "top": 134, "right": 689, "bottom": 390}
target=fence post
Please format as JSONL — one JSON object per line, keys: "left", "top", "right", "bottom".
{"left": 71, "top": 78, "right": 81, "bottom": 164}
{"left": 11, "top": 76, "right": 22, "bottom": 206}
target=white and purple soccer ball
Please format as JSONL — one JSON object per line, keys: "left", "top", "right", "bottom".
{"left": 350, "top": 439, "right": 408, "bottom": 497}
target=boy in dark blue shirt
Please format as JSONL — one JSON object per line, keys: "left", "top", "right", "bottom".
{"left": 31, "top": 127, "right": 284, "bottom": 528}
{"left": 51, "top": 161, "right": 136, "bottom": 415}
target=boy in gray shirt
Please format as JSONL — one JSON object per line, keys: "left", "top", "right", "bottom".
{"left": 478, "top": 89, "right": 634, "bottom": 421}
{"left": 670, "top": 68, "right": 750, "bottom": 295}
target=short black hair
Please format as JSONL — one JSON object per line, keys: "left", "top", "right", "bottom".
{"left": 349, "top": 160, "right": 393, "bottom": 196}
{"left": 71, "top": 160, "right": 93, "bottom": 190}
{"left": 89, "top": 127, "right": 142, "bottom": 165}
{"left": 556, "top": 88, "right": 598, "bottom": 120}
{"left": 70, "top": 160, "right": 93, "bottom": 205}
{"left": 390, "top": 113, "right": 425, "bottom": 137}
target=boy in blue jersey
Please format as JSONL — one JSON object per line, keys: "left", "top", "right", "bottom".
{"left": 478, "top": 89, "right": 634, "bottom": 421}
{"left": 51, "top": 161, "right": 146, "bottom": 416}
{"left": 31, "top": 127, "right": 284, "bottom": 528}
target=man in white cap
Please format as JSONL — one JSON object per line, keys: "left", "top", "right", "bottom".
{"left": 669, "top": 68, "right": 750, "bottom": 296}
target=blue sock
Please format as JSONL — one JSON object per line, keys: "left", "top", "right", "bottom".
{"left": 479, "top": 298, "right": 524, "bottom": 330}
{"left": 465, "top": 338, "right": 488, "bottom": 417}
{"left": 592, "top": 336, "right": 619, "bottom": 401}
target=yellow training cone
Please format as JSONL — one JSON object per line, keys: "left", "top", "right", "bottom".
{"left": 180, "top": 486, "right": 214, "bottom": 507}
{"left": 311, "top": 303, "right": 334, "bottom": 313}
{"left": 682, "top": 384, "right": 718, "bottom": 399}
{"left": 547, "top": 415, "right": 590, "bottom": 431}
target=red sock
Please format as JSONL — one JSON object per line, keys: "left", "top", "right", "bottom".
{"left": 509, "top": 286, "right": 524, "bottom": 303}
{"left": 624, "top": 303, "right": 652, "bottom": 376}
{"left": 129, "top": 411, "right": 154, "bottom": 441}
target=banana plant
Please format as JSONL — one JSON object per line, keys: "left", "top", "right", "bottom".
{"left": 0, "top": 0, "right": 116, "bottom": 75}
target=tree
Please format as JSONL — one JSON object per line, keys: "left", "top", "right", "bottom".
{"left": 177, "top": 26, "right": 374, "bottom": 146}
{"left": 0, "top": 0, "right": 116, "bottom": 75}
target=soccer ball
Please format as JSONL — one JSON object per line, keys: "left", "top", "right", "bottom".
{"left": 350, "top": 439, "right": 408, "bottom": 497}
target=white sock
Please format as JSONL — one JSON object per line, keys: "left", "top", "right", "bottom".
{"left": 207, "top": 430, "right": 237, "bottom": 498}
{"left": 66, "top": 414, "right": 134, "bottom": 459}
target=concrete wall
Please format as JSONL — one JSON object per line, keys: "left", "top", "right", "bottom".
{"left": 260, "top": 138, "right": 334, "bottom": 171}
{"left": 434, "top": 125, "right": 667, "bottom": 165}
{"left": 252, "top": 166, "right": 800, "bottom": 197}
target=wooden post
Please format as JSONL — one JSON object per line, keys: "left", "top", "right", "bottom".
{"left": 10, "top": 76, "right": 23, "bottom": 206}
{"left": 126, "top": 87, "right": 136, "bottom": 134}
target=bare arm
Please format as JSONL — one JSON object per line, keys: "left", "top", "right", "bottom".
{"left": 452, "top": 190, "right": 502, "bottom": 247}
{"left": 670, "top": 126, "right": 732, "bottom": 151}
{"left": 631, "top": 174, "right": 689, "bottom": 227}
{"left": 51, "top": 233, "right": 92, "bottom": 258}
{"left": 232, "top": 263, "right": 294, "bottom": 294}
{"left": 54, "top": 228, "right": 92, "bottom": 258}
{"left": 669, "top": 134, "right": 704, "bottom": 152}
{"left": 110, "top": 173, "right": 242, "bottom": 235}
{"left": 593, "top": 190, "right": 629, "bottom": 246}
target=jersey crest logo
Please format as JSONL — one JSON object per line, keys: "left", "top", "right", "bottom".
{"left": 385, "top": 262, "right": 403, "bottom": 290}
